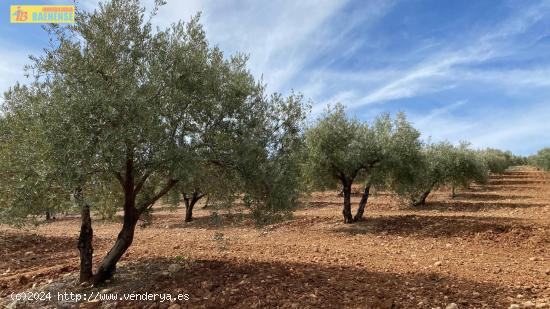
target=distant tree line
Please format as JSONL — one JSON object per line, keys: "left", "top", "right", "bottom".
{"left": 302, "top": 104, "right": 527, "bottom": 223}
{"left": 0, "top": 0, "right": 307, "bottom": 285}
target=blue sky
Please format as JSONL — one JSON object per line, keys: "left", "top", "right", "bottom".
{"left": 1, "top": 0, "right": 550, "bottom": 155}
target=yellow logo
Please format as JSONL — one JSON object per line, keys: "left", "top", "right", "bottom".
{"left": 10, "top": 5, "right": 75, "bottom": 23}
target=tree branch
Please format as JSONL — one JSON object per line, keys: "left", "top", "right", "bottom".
{"left": 134, "top": 171, "right": 150, "bottom": 194}
{"left": 137, "top": 179, "right": 178, "bottom": 213}
{"left": 113, "top": 171, "right": 124, "bottom": 188}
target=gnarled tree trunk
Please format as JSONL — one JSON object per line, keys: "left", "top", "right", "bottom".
{"left": 353, "top": 184, "right": 371, "bottom": 222}
{"left": 93, "top": 184, "right": 138, "bottom": 285}
{"left": 183, "top": 191, "right": 205, "bottom": 222}
{"left": 94, "top": 151, "right": 140, "bottom": 285}
{"left": 413, "top": 189, "right": 431, "bottom": 207}
{"left": 341, "top": 179, "right": 353, "bottom": 223}
{"left": 93, "top": 151, "right": 178, "bottom": 285}
{"left": 75, "top": 188, "right": 93, "bottom": 283}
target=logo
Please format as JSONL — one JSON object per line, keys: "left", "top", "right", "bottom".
{"left": 10, "top": 5, "right": 75, "bottom": 23}
{"left": 12, "top": 6, "right": 28, "bottom": 22}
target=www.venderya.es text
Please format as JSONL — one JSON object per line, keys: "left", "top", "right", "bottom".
{"left": 10, "top": 291, "right": 190, "bottom": 303}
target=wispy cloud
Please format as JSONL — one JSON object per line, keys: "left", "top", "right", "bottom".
{"left": 2, "top": 0, "right": 549, "bottom": 154}
{"left": 313, "top": 0, "right": 550, "bottom": 110}
{"left": 346, "top": 49, "right": 489, "bottom": 108}
{"left": 412, "top": 101, "right": 550, "bottom": 155}
{"left": 169, "top": 0, "right": 393, "bottom": 94}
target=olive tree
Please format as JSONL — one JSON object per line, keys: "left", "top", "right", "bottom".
{"left": 392, "top": 142, "right": 489, "bottom": 206}
{"left": 0, "top": 84, "right": 72, "bottom": 224}
{"left": 479, "top": 148, "right": 514, "bottom": 173}
{"left": 530, "top": 148, "right": 550, "bottom": 171}
{"left": 231, "top": 93, "right": 308, "bottom": 225}
{"left": 448, "top": 144, "right": 489, "bottom": 197}
{"left": 303, "top": 105, "right": 420, "bottom": 223}
{"left": 390, "top": 142, "right": 448, "bottom": 206}
{"left": 0, "top": 82, "right": 100, "bottom": 282}
{"left": 2, "top": 0, "right": 306, "bottom": 285}
{"left": 172, "top": 163, "right": 215, "bottom": 222}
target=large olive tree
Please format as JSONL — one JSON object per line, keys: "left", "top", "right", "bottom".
{"left": 1, "top": 0, "right": 306, "bottom": 285}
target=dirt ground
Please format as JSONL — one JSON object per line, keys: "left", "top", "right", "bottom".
{"left": 1, "top": 167, "right": 549, "bottom": 308}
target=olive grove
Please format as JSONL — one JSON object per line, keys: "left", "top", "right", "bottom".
{"left": 0, "top": 0, "right": 307, "bottom": 285}
{"left": 1, "top": 0, "right": 540, "bottom": 291}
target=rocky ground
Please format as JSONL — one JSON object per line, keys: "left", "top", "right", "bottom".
{"left": 0, "top": 167, "right": 549, "bottom": 308}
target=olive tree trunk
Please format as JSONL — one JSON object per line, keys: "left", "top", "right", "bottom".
{"left": 93, "top": 153, "right": 178, "bottom": 285}
{"left": 413, "top": 190, "right": 431, "bottom": 207}
{"left": 353, "top": 184, "right": 371, "bottom": 222}
{"left": 183, "top": 191, "right": 204, "bottom": 222}
{"left": 75, "top": 188, "right": 93, "bottom": 283}
{"left": 341, "top": 179, "right": 353, "bottom": 223}
{"left": 93, "top": 183, "right": 138, "bottom": 285}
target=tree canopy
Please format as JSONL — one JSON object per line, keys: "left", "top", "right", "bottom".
{"left": 0, "top": 0, "right": 307, "bottom": 284}
{"left": 529, "top": 148, "right": 550, "bottom": 171}
{"left": 303, "top": 104, "right": 421, "bottom": 222}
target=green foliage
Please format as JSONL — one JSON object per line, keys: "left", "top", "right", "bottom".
{"left": 391, "top": 142, "right": 489, "bottom": 206}
{"left": 478, "top": 148, "right": 515, "bottom": 174}
{"left": 1, "top": 0, "right": 308, "bottom": 227}
{"left": 87, "top": 180, "right": 122, "bottom": 221}
{"left": 0, "top": 84, "right": 73, "bottom": 224}
{"left": 303, "top": 104, "right": 422, "bottom": 220}
{"left": 376, "top": 113, "right": 423, "bottom": 191}
{"left": 530, "top": 148, "right": 550, "bottom": 171}
{"left": 303, "top": 104, "right": 424, "bottom": 190}
{"left": 450, "top": 144, "right": 489, "bottom": 189}
{"left": 236, "top": 93, "right": 309, "bottom": 222}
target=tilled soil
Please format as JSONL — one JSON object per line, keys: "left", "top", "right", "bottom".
{"left": 1, "top": 167, "right": 549, "bottom": 308}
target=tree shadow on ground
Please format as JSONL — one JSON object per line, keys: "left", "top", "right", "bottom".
{"left": 418, "top": 200, "right": 545, "bottom": 212}
{"left": 62, "top": 257, "right": 526, "bottom": 308}
{"left": 332, "top": 214, "right": 540, "bottom": 239}
{"left": 0, "top": 232, "right": 85, "bottom": 294}
{"left": 300, "top": 200, "right": 341, "bottom": 209}
{"left": 0, "top": 232, "right": 76, "bottom": 272}
{"left": 452, "top": 192, "right": 530, "bottom": 201}
{"left": 165, "top": 211, "right": 257, "bottom": 230}
{"left": 491, "top": 171, "right": 542, "bottom": 178}
{"left": 0, "top": 231, "right": 112, "bottom": 289}
{"left": 488, "top": 179, "right": 549, "bottom": 186}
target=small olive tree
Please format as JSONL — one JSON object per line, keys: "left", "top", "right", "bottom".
{"left": 448, "top": 144, "right": 489, "bottom": 197}
{"left": 392, "top": 142, "right": 489, "bottom": 206}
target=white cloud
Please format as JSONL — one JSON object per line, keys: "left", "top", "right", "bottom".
{"left": 317, "top": 1, "right": 550, "bottom": 110}
{"left": 3, "top": 0, "right": 549, "bottom": 153}
{"left": 408, "top": 100, "right": 550, "bottom": 155}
